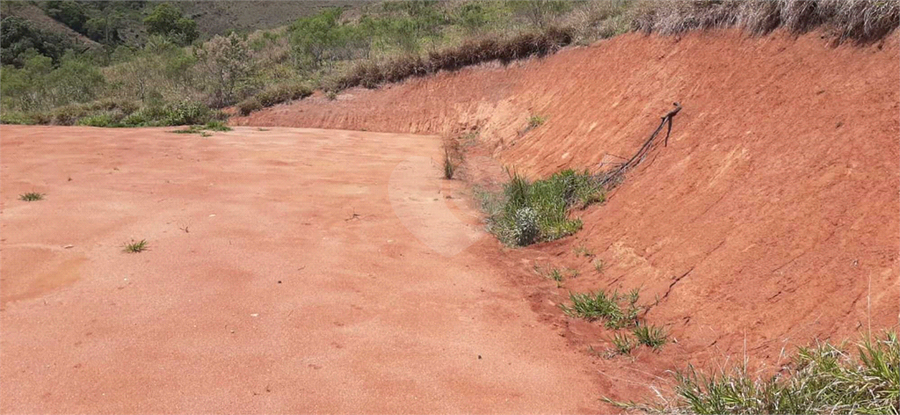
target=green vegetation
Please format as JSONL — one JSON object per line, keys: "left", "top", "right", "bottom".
{"left": 574, "top": 243, "right": 594, "bottom": 257}
{"left": 443, "top": 149, "right": 456, "bottom": 180}
{"left": 143, "top": 3, "right": 199, "bottom": 46}
{"left": 592, "top": 258, "right": 605, "bottom": 274}
{"left": 170, "top": 121, "right": 232, "bottom": 135}
{"left": 2, "top": 0, "right": 895, "bottom": 126}
{"left": 632, "top": 323, "right": 667, "bottom": 349}
{"left": 482, "top": 169, "right": 603, "bottom": 246}
{"left": 611, "top": 331, "right": 900, "bottom": 414}
{"left": 19, "top": 192, "right": 44, "bottom": 202}
{"left": 123, "top": 239, "right": 148, "bottom": 253}
{"left": 1, "top": 1, "right": 631, "bottom": 126}
{"left": 533, "top": 264, "right": 578, "bottom": 288}
{"left": 561, "top": 287, "right": 668, "bottom": 355}
{"left": 611, "top": 331, "right": 636, "bottom": 356}
{"left": 560, "top": 288, "right": 641, "bottom": 330}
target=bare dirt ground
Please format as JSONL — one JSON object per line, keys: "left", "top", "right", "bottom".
{"left": 1, "top": 125, "right": 600, "bottom": 413}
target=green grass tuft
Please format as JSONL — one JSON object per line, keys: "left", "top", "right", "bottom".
{"left": 19, "top": 192, "right": 44, "bottom": 202}
{"left": 123, "top": 239, "right": 148, "bottom": 253}
{"left": 611, "top": 332, "right": 636, "bottom": 355}
{"left": 592, "top": 258, "right": 605, "bottom": 274}
{"left": 203, "top": 120, "right": 232, "bottom": 131}
{"left": 528, "top": 114, "right": 546, "bottom": 129}
{"left": 560, "top": 288, "right": 641, "bottom": 330}
{"left": 633, "top": 323, "right": 667, "bottom": 350}
{"left": 635, "top": 331, "right": 900, "bottom": 414}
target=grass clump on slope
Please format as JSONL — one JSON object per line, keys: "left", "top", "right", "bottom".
{"left": 610, "top": 331, "right": 900, "bottom": 414}
{"left": 482, "top": 169, "right": 603, "bottom": 246}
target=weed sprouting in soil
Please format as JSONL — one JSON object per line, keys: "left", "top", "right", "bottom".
{"left": 123, "top": 239, "right": 148, "bottom": 253}
{"left": 633, "top": 323, "right": 668, "bottom": 350}
{"left": 560, "top": 288, "right": 641, "bottom": 330}
{"left": 534, "top": 264, "right": 578, "bottom": 288}
{"left": 19, "top": 192, "right": 44, "bottom": 202}
{"left": 443, "top": 149, "right": 455, "bottom": 180}
{"left": 592, "top": 258, "right": 605, "bottom": 274}
{"left": 611, "top": 332, "right": 636, "bottom": 356}
{"left": 574, "top": 243, "right": 594, "bottom": 257}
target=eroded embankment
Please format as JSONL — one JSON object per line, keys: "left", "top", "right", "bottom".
{"left": 234, "top": 29, "right": 899, "bottom": 401}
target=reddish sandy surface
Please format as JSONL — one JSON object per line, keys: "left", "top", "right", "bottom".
{"left": 1, "top": 126, "right": 600, "bottom": 413}
{"left": 235, "top": 29, "right": 900, "bottom": 399}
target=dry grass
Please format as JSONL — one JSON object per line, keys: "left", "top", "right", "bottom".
{"left": 332, "top": 26, "right": 573, "bottom": 90}
{"left": 630, "top": 0, "right": 899, "bottom": 44}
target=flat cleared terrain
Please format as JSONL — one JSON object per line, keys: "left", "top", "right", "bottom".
{"left": 1, "top": 125, "right": 598, "bottom": 413}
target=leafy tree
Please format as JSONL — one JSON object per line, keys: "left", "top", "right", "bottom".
{"left": 194, "top": 33, "right": 255, "bottom": 107}
{"left": 143, "top": 3, "right": 198, "bottom": 45}
{"left": 289, "top": 8, "right": 348, "bottom": 69}
{"left": 44, "top": 1, "right": 88, "bottom": 33}
{"left": 0, "top": 17, "right": 72, "bottom": 67}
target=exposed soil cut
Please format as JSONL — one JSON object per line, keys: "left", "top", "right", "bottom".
{"left": 234, "top": 29, "right": 900, "bottom": 402}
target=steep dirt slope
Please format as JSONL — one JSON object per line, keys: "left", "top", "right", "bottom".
{"left": 234, "top": 29, "right": 899, "bottom": 399}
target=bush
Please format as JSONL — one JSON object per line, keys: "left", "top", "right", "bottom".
{"left": 0, "top": 16, "right": 72, "bottom": 67}
{"left": 485, "top": 169, "right": 602, "bottom": 246}
{"left": 194, "top": 33, "right": 256, "bottom": 107}
{"left": 162, "top": 100, "right": 212, "bottom": 125}
{"left": 237, "top": 97, "right": 262, "bottom": 116}
{"left": 255, "top": 82, "right": 312, "bottom": 107}
{"left": 143, "top": 3, "right": 199, "bottom": 46}
{"left": 237, "top": 82, "right": 312, "bottom": 116}
{"left": 0, "top": 111, "right": 37, "bottom": 125}
{"left": 76, "top": 113, "right": 115, "bottom": 127}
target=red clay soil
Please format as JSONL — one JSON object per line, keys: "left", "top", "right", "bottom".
{"left": 1, "top": 126, "right": 602, "bottom": 413}
{"left": 235, "top": 29, "right": 900, "bottom": 401}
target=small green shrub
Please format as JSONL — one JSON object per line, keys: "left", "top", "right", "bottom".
{"left": 120, "top": 110, "right": 151, "bottom": 127}
{"left": 560, "top": 288, "right": 641, "bottom": 329}
{"left": 255, "top": 82, "right": 313, "bottom": 107}
{"left": 204, "top": 120, "right": 231, "bottom": 131}
{"left": 528, "top": 114, "right": 545, "bottom": 129}
{"left": 163, "top": 101, "right": 212, "bottom": 126}
{"left": 611, "top": 332, "right": 636, "bottom": 355}
{"left": 19, "top": 192, "right": 44, "bottom": 201}
{"left": 484, "top": 169, "right": 603, "bottom": 246}
{"left": 123, "top": 239, "right": 148, "bottom": 253}
{"left": 0, "top": 111, "right": 37, "bottom": 125}
{"left": 76, "top": 113, "right": 115, "bottom": 127}
{"left": 237, "top": 97, "right": 262, "bottom": 116}
{"left": 633, "top": 323, "right": 667, "bottom": 350}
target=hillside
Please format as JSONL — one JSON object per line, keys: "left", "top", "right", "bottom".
{"left": 233, "top": 29, "right": 899, "bottom": 402}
